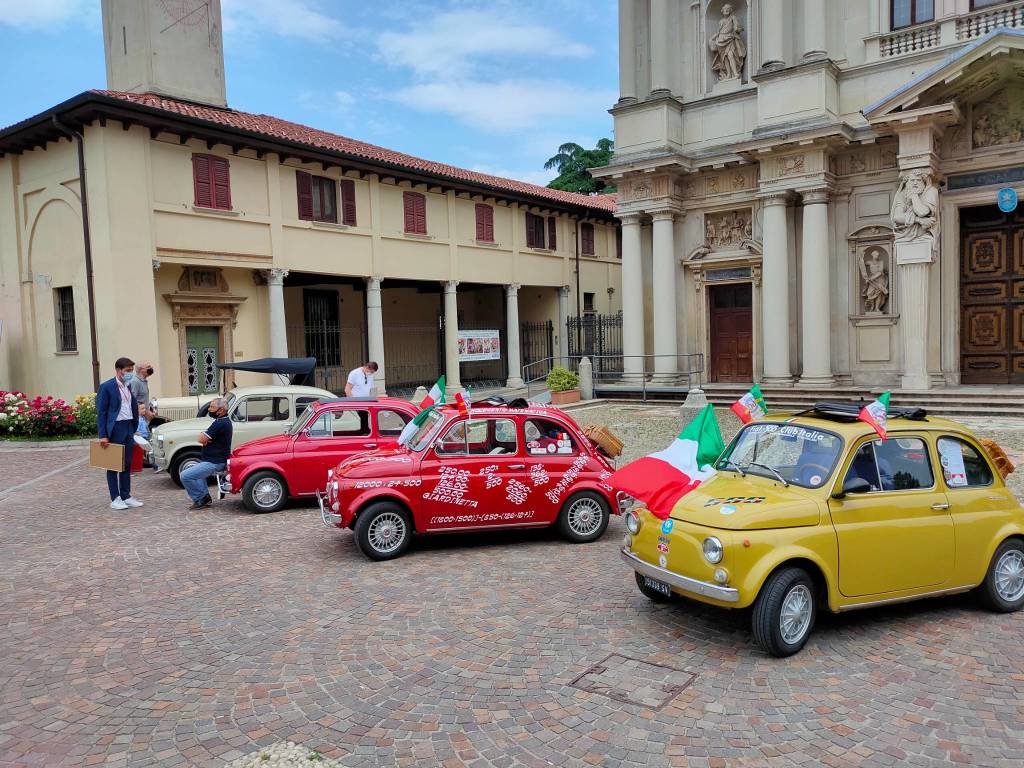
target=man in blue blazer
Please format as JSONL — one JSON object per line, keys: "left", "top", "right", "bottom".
{"left": 97, "top": 357, "right": 144, "bottom": 510}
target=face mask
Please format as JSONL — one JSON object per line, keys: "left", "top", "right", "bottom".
{"left": 122, "top": 372, "right": 135, "bottom": 382}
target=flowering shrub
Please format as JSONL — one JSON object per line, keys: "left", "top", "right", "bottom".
{"left": 1, "top": 390, "right": 96, "bottom": 439}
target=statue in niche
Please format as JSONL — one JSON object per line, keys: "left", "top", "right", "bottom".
{"left": 859, "top": 247, "right": 889, "bottom": 314}
{"left": 891, "top": 169, "right": 939, "bottom": 247}
{"left": 708, "top": 4, "right": 746, "bottom": 82}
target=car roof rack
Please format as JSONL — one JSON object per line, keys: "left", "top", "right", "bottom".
{"left": 793, "top": 401, "right": 928, "bottom": 422}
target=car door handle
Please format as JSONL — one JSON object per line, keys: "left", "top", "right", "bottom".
{"left": 931, "top": 502, "right": 950, "bottom": 511}
{"left": 508, "top": 464, "right": 526, "bottom": 470}
{"left": 363, "top": 443, "right": 378, "bottom": 449}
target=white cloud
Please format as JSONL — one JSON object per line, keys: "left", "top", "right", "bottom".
{"left": 0, "top": 0, "right": 90, "bottom": 29}
{"left": 391, "top": 78, "right": 615, "bottom": 133}
{"left": 222, "top": 0, "right": 345, "bottom": 43}
{"left": 334, "top": 90, "right": 355, "bottom": 108}
{"left": 378, "top": 9, "right": 591, "bottom": 79}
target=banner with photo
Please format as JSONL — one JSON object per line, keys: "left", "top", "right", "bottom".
{"left": 458, "top": 330, "right": 501, "bottom": 362}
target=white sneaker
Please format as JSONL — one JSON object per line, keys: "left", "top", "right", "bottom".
{"left": 123, "top": 497, "right": 144, "bottom": 508}
{"left": 110, "top": 497, "right": 129, "bottom": 510}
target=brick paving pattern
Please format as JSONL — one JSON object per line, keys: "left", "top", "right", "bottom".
{"left": 1, "top": 408, "right": 1023, "bottom": 767}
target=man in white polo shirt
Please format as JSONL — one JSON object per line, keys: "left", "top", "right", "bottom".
{"left": 345, "top": 361, "right": 378, "bottom": 397}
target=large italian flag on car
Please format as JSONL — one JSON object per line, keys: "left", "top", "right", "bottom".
{"left": 609, "top": 403, "right": 725, "bottom": 520}
{"left": 398, "top": 376, "right": 445, "bottom": 445}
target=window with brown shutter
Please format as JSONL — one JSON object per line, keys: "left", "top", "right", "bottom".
{"left": 525, "top": 212, "right": 546, "bottom": 249}
{"left": 581, "top": 223, "right": 595, "bottom": 255}
{"left": 192, "top": 153, "right": 231, "bottom": 210}
{"left": 403, "top": 191, "right": 427, "bottom": 234}
{"left": 297, "top": 171, "right": 340, "bottom": 223}
{"left": 475, "top": 204, "right": 494, "bottom": 242}
{"left": 340, "top": 179, "right": 357, "bottom": 226}
{"left": 547, "top": 217, "right": 557, "bottom": 250}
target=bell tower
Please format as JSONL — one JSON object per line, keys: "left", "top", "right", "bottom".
{"left": 102, "top": 0, "right": 227, "bottom": 107}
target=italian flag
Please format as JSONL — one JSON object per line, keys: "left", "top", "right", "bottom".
{"left": 859, "top": 392, "right": 890, "bottom": 440}
{"left": 609, "top": 403, "right": 725, "bottom": 520}
{"left": 398, "top": 376, "right": 445, "bottom": 445}
{"left": 730, "top": 384, "right": 768, "bottom": 424}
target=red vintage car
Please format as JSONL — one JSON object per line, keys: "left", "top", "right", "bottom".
{"left": 224, "top": 396, "right": 419, "bottom": 513}
{"left": 318, "top": 402, "right": 623, "bottom": 560}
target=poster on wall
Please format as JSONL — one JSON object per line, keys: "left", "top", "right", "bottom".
{"left": 458, "top": 330, "right": 501, "bottom": 362}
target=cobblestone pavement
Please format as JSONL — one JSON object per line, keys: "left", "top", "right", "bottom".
{"left": 1, "top": 406, "right": 1023, "bottom": 768}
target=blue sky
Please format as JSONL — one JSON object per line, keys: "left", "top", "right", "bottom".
{"left": 0, "top": 0, "right": 618, "bottom": 186}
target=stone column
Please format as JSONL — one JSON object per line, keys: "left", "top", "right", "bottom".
{"left": 620, "top": 213, "right": 644, "bottom": 375}
{"left": 799, "top": 189, "right": 834, "bottom": 386}
{"left": 558, "top": 286, "right": 571, "bottom": 364}
{"left": 803, "top": 0, "right": 827, "bottom": 60}
{"left": 899, "top": 262, "right": 931, "bottom": 390}
{"left": 760, "top": 194, "right": 792, "bottom": 384}
{"left": 267, "top": 268, "right": 288, "bottom": 358}
{"left": 651, "top": 210, "right": 678, "bottom": 374}
{"left": 760, "top": 5, "right": 786, "bottom": 70}
{"left": 505, "top": 284, "right": 524, "bottom": 388}
{"left": 618, "top": 0, "right": 637, "bottom": 103}
{"left": 649, "top": 0, "right": 670, "bottom": 94}
{"left": 365, "top": 277, "right": 386, "bottom": 394}
{"left": 443, "top": 281, "right": 462, "bottom": 392}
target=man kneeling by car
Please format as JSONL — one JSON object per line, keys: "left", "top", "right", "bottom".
{"left": 181, "top": 397, "right": 233, "bottom": 509}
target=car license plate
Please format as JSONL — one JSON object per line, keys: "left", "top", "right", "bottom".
{"left": 643, "top": 576, "right": 672, "bottom": 597}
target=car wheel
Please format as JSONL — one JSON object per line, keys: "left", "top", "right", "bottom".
{"left": 634, "top": 571, "right": 673, "bottom": 603}
{"left": 557, "top": 491, "right": 610, "bottom": 544}
{"left": 241, "top": 471, "right": 288, "bottom": 514}
{"left": 169, "top": 450, "right": 202, "bottom": 487}
{"left": 354, "top": 502, "right": 413, "bottom": 561}
{"left": 751, "top": 567, "right": 816, "bottom": 657}
{"left": 979, "top": 538, "right": 1024, "bottom": 613}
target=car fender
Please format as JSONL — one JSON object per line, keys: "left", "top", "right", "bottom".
{"left": 564, "top": 479, "right": 620, "bottom": 514}
{"left": 168, "top": 440, "right": 201, "bottom": 465}
{"left": 343, "top": 488, "right": 417, "bottom": 528}
{"left": 234, "top": 460, "right": 292, "bottom": 494}
{"left": 975, "top": 521, "right": 1024, "bottom": 584}
{"left": 736, "top": 531, "right": 841, "bottom": 611}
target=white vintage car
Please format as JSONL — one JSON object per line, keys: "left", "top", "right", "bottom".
{"left": 151, "top": 384, "right": 334, "bottom": 485}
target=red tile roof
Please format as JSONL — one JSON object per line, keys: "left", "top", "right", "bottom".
{"left": 92, "top": 90, "right": 619, "bottom": 214}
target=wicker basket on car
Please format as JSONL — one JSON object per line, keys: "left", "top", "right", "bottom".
{"left": 583, "top": 424, "right": 624, "bottom": 459}
{"left": 979, "top": 438, "right": 1015, "bottom": 480}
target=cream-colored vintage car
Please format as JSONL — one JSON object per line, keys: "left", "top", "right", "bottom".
{"left": 151, "top": 384, "right": 333, "bottom": 485}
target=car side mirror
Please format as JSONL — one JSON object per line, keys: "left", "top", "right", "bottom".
{"left": 282, "top": 422, "right": 293, "bottom": 433}
{"left": 833, "top": 477, "right": 871, "bottom": 499}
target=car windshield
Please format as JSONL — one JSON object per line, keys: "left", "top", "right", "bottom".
{"left": 716, "top": 423, "right": 843, "bottom": 489}
{"left": 408, "top": 409, "right": 447, "bottom": 451}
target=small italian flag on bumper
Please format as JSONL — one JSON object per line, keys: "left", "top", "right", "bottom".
{"left": 398, "top": 375, "right": 445, "bottom": 445}
{"left": 730, "top": 384, "right": 768, "bottom": 423}
{"left": 859, "top": 391, "right": 890, "bottom": 440}
{"left": 609, "top": 403, "right": 725, "bottom": 520}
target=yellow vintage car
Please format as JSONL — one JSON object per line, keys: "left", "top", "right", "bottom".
{"left": 620, "top": 403, "right": 1023, "bottom": 657}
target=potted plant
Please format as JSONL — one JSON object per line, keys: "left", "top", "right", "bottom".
{"left": 546, "top": 367, "right": 581, "bottom": 406}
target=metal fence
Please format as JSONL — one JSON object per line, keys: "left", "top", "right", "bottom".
{"left": 286, "top": 324, "right": 366, "bottom": 393}
{"left": 567, "top": 312, "right": 623, "bottom": 374}
{"left": 520, "top": 320, "right": 554, "bottom": 379}
{"left": 523, "top": 353, "right": 705, "bottom": 401}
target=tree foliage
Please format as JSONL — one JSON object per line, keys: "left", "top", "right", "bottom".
{"left": 544, "top": 138, "right": 615, "bottom": 194}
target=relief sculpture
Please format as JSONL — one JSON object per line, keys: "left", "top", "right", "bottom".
{"left": 708, "top": 4, "right": 746, "bottom": 82}
{"left": 859, "top": 246, "right": 890, "bottom": 314}
{"left": 972, "top": 88, "right": 1024, "bottom": 149}
{"left": 891, "top": 169, "right": 939, "bottom": 248}
{"left": 704, "top": 209, "right": 752, "bottom": 250}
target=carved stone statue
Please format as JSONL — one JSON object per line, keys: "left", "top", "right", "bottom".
{"left": 859, "top": 247, "right": 889, "bottom": 314}
{"left": 708, "top": 4, "right": 746, "bottom": 82}
{"left": 891, "top": 169, "right": 939, "bottom": 247}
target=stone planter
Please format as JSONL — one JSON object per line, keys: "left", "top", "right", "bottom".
{"left": 550, "top": 388, "right": 581, "bottom": 406}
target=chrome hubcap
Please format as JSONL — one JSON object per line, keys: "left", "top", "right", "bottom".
{"left": 181, "top": 459, "right": 199, "bottom": 475}
{"left": 779, "top": 584, "right": 812, "bottom": 645}
{"left": 567, "top": 498, "right": 604, "bottom": 537}
{"left": 253, "top": 478, "right": 283, "bottom": 508}
{"left": 994, "top": 550, "right": 1024, "bottom": 602}
{"left": 368, "top": 512, "right": 406, "bottom": 554}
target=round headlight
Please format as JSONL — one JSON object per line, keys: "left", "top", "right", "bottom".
{"left": 625, "top": 510, "right": 641, "bottom": 535}
{"left": 702, "top": 536, "right": 724, "bottom": 564}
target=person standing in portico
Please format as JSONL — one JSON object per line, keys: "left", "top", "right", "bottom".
{"left": 96, "top": 357, "right": 143, "bottom": 510}
{"left": 345, "top": 361, "right": 378, "bottom": 397}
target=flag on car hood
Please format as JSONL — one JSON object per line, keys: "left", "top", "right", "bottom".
{"left": 730, "top": 384, "right": 768, "bottom": 423}
{"left": 609, "top": 403, "right": 724, "bottom": 520}
{"left": 859, "top": 391, "right": 890, "bottom": 440}
{"left": 398, "top": 376, "right": 445, "bottom": 445}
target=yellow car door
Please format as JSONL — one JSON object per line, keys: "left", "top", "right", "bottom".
{"left": 829, "top": 433, "right": 955, "bottom": 597}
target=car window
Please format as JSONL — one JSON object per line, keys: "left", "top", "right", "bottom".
{"left": 524, "top": 418, "right": 577, "bottom": 456}
{"left": 844, "top": 437, "right": 934, "bottom": 492}
{"left": 332, "top": 410, "right": 370, "bottom": 437}
{"left": 377, "top": 409, "right": 411, "bottom": 436}
{"left": 717, "top": 423, "right": 842, "bottom": 488}
{"left": 435, "top": 418, "right": 518, "bottom": 456}
{"left": 231, "top": 396, "right": 288, "bottom": 423}
{"left": 295, "top": 397, "right": 319, "bottom": 419}
{"left": 938, "top": 437, "right": 993, "bottom": 488}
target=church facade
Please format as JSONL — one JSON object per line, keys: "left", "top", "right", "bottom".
{"left": 599, "top": 0, "right": 1024, "bottom": 389}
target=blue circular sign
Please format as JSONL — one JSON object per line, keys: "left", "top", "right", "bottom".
{"left": 997, "top": 187, "right": 1018, "bottom": 213}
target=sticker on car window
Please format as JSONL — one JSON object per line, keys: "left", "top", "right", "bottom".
{"left": 938, "top": 439, "right": 968, "bottom": 487}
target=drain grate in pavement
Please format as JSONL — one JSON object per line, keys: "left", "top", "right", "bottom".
{"left": 569, "top": 653, "right": 696, "bottom": 710}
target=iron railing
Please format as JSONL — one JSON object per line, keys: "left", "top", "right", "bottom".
{"left": 523, "top": 353, "right": 705, "bottom": 401}
{"left": 520, "top": 320, "right": 554, "bottom": 379}
{"left": 567, "top": 312, "right": 623, "bottom": 374}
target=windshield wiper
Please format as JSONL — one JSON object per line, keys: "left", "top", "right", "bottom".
{"left": 720, "top": 458, "right": 746, "bottom": 477}
{"left": 745, "top": 461, "right": 789, "bottom": 487}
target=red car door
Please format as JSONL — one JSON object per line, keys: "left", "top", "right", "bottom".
{"left": 290, "top": 407, "right": 376, "bottom": 495}
{"left": 522, "top": 416, "right": 593, "bottom": 523}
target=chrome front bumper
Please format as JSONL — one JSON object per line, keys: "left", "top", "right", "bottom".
{"left": 620, "top": 548, "right": 740, "bottom": 603}
{"left": 317, "top": 490, "right": 343, "bottom": 529}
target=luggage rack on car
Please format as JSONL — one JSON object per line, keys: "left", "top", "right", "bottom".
{"left": 794, "top": 401, "right": 928, "bottom": 422}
